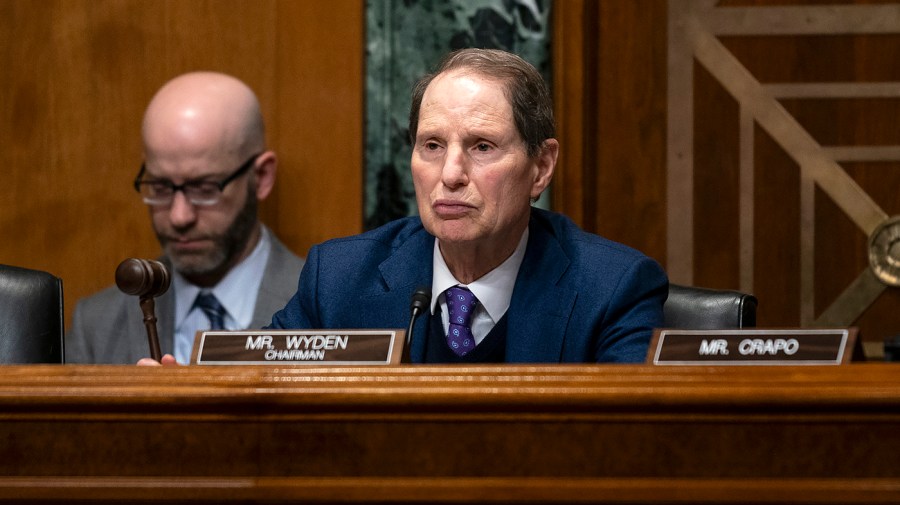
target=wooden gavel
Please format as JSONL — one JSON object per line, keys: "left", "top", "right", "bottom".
{"left": 115, "top": 258, "right": 171, "bottom": 362}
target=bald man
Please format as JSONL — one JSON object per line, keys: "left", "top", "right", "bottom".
{"left": 67, "top": 72, "right": 304, "bottom": 364}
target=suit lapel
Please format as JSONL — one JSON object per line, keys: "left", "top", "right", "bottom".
{"left": 376, "top": 227, "right": 434, "bottom": 362}
{"left": 505, "top": 218, "right": 576, "bottom": 362}
{"left": 369, "top": 216, "right": 577, "bottom": 363}
{"left": 251, "top": 234, "right": 303, "bottom": 328}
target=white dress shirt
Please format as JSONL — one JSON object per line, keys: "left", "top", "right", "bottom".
{"left": 430, "top": 228, "right": 529, "bottom": 344}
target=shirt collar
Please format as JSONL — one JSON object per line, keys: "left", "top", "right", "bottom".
{"left": 430, "top": 227, "right": 529, "bottom": 323}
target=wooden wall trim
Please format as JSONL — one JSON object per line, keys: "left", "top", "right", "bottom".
{"left": 552, "top": 0, "right": 588, "bottom": 228}
{"left": 552, "top": 0, "right": 668, "bottom": 263}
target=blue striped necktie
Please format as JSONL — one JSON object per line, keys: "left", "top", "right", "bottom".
{"left": 195, "top": 292, "right": 226, "bottom": 330}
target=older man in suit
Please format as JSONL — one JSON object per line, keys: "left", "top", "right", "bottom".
{"left": 267, "top": 49, "right": 667, "bottom": 363}
{"left": 67, "top": 72, "right": 304, "bottom": 364}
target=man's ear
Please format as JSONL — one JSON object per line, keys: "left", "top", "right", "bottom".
{"left": 253, "top": 151, "right": 277, "bottom": 201}
{"left": 530, "top": 139, "right": 558, "bottom": 200}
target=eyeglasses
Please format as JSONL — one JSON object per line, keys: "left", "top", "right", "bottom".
{"left": 133, "top": 153, "right": 262, "bottom": 207}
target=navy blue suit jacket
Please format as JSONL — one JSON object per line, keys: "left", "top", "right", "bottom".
{"left": 269, "top": 208, "right": 668, "bottom": 363}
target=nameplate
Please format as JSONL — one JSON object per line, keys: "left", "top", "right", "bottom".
{"left": 648, "top": 328, "right": 858, "bottom": 365}
{"left": 191, "top": 329, "right": 404, "bottom": 365}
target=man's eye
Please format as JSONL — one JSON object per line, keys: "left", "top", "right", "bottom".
{"left": 148, "top": 182, "right": 172, "bottom": 193}
{"left": 424, "top": 141, "right": 441, "bottom": 150}
{"left": 188, "top": 183, "right": 221, "bottom": 197}
{"left": 475, "top": 143, "right": 492, "bottom": 152}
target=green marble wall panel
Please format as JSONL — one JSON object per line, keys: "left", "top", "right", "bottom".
{"left": 365, "top": 0, "right": 552, "bottom": 229}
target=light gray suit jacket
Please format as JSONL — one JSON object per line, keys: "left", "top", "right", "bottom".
{"left": 66, "top": 233, "right": 304, "bottom": 364}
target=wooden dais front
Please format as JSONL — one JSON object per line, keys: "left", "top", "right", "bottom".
{"left": 1, "top": 364, "right": 900, "bottom": 503}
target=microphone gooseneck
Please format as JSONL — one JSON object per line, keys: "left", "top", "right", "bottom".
{"left": 404, "top": 287, "right": 431, "bottom": 363}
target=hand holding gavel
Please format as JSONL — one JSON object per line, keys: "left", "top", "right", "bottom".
{"left": 115, "top": 258, "right": 171, "bottom": 362}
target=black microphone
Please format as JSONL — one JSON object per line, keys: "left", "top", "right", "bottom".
{"left": 403, "top": 287, "right": 431, "bottom": 363}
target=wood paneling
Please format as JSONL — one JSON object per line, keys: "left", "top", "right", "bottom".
{"left": 555, "top": 0, "right": 900, "bottom": 350}
{"left": 693, "top": 62, "right": 742, "bottom": 288}
{"left": 683, "top": 5, "right": 900, "bottom": 343}
{"left": 551, "top": 0, "right": 589, "bottom": 229}
{"left": 1, "top": 364, "right": 900, "bottom": 502}
{"left": 4, "top": 0, "right": 898, "bottom": 349}
{"left": 271, "top": 1, "right": 364, "bottom": 248}
{"left": 754, "top": 127, "right": 803, "bottom": 324}
{"left": 0, "top": 0, "right": 363, "bottom": 328}
{"left": 552, "top": 0, "right": 669, "bottom": 264}
{"left": 595, "top": 0, "right": 668, "bottom": 262}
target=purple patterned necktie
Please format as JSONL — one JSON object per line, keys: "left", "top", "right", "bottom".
{"left": 445, "top": 286, "right": 479, "bottom": 356}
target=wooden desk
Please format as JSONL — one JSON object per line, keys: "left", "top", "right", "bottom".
{"left": 1, "top": 364, "right": 899, "bottom": 503}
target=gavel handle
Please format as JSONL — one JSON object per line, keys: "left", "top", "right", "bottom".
{"left": 139, "top": 296, "right": 162, "bottom": 361}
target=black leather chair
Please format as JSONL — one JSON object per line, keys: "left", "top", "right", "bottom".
{"left": 663, "top": 283, "right": 758, "bottom": 329}
{"left": 0, "top": 265, "right": 64, "bottom": 363}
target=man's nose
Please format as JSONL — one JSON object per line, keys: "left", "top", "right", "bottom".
{"left": 441, "top": 145, "right": 470, "bottom": 189}
{"left": 167, "top": 190, "right": 198, "bottom": 228}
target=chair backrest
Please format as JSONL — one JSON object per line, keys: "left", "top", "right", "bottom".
{"left": 663, "top": 283, "right": 758, "bottom": 329}
{"left": 0, "top": 265, "right": 64, "bottom": 363}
